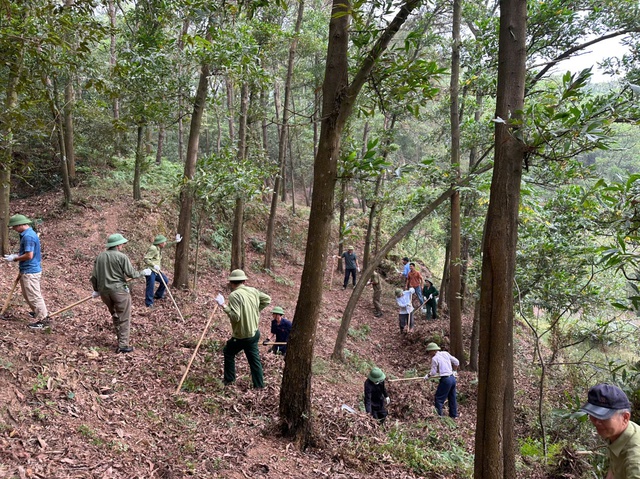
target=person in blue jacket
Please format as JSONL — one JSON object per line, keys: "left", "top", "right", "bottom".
{"left": 265, "top": 306, "right": 292, "bottom": 355}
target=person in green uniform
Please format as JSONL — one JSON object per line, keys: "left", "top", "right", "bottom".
{"left": 581, "top": 383, "right": 640, "bottom": 479}
{"left": 91, "top": 234, "right": 151, "bottom": 353}
{"left": 215, "top": 269, "right": 271, "bottom": 388}
{"left": 143, "top": 233, "right": 182, "bottom": 308}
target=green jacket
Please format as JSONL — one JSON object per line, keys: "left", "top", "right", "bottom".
{"left": 91, "top": 249, "right": 143, "bottom": 293}
{"left": 223, "top": 285, "right": 271, "bottom": 339}
{"left": 422, "top": 284, "right": 439, "bottom": 304}
{"left": 144, "top": 244, "right": 162, "bottom": 269}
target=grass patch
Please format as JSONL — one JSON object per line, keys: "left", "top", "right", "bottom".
{"left": 344, "top": 349, "right": 375, "bottom": 375}
{"left": 348, "top": 324, "right": 371, "bottom": 341}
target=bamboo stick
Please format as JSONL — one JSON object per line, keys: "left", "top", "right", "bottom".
{"left": 1, "top": 273, "right": 21, "bottom": 316}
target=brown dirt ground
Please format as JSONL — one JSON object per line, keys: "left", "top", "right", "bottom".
{"left": 0, "top": 186, "right": 543, "bottom": 479}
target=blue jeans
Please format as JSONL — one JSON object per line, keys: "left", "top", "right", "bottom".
{"left": 145, "top": 271, "right": 167, "bottom": 306}
{"left": 413, "top": 287, "right": 424, "bottom": 306}
{"left": 434, "top": 375, "right": 458, "bottom": 418}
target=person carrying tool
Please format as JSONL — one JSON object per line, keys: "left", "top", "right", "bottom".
{"left": 364, "top": 367, "right": 390, "bottom": 423}
{"left": 91, "top": 234, "right": 151, "bottom": 353}
{"left": 422, "top": 279, "right": 439, "bottom": 319}
{"left": 215, "top": 269, "right": 271, "bottom": 388}
{"left": 370, "top": 270, "right": 383, "bottom": 317}
{"left": 395, "top": 287, "right": 415, "bottom": 333}
{"left": 264, "top": 306, "right": 292, "bottom": 355}
{"left": 424, "top": 342, "right": 459, "bottom": 418}
{"left": 142, "top": 233, "right": 182, "bottom": 308}
{"left": 4, "top": 214, "right": 50, "bottom": 329}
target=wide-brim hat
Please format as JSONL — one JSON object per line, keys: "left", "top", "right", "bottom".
{"left": 8, "top": 214, "right": 32, "bottom": 227}
{"left": 227, "top": 269, "right": 248, "bottom": 282}
{"left": 106, "top": 233, "right": 128, "bottom": 248}
{"left": 153, "top": 234, "right": 168, "bottom": 245}
{"left": 580, "top": 383, "right": 631, "bottom": 420}
{"left": 426, "top": 342, "right": 441, "bottom": 352}
{"left": 395, "top": 288, "right": 403, "bottom": 297}
{"left": 347, "top": 245, "right": 354, "bottom": 251}
{"left": 272, "top": 306, "right": 285, "bottom": 315}
{"left": 368, "top": 367, "right": 386, "bottom": 383}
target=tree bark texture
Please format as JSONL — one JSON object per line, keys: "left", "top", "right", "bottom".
{"left": 63, "top": 80, "right": 76, "bottom": 184}
{"left": 474, "top": 0, "right": 527, "bottom": 477}
{"left": 174, "top": 64, "right": 210, "bottom": 289}
{"left": 449, "top": 0, "right": 465, "bottom": 367}
{"left": 231, "top": 82, "right": 249, "bottom": 271}
{"left": 133, "top": 124, "right": 143, "bottom": 200}
{"left": 280, "top": 0, "right": 426, "bottom": 447}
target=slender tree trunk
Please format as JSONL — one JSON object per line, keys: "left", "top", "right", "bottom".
{"left": 231, "top": 81, "right": 249, "bottom": 271}
{"left": 226, "top": 76, "right": 235, "bottom": 143}
{"left": 133, "top": 124, "right": 143, "bottom": 200}
{"left": 288, "top": 134, "right": 296, "bottom": 215}
{"left": 108, "top": 0, "right": 120, "bottom": 155}
{"left": 174, "top": 64, "right": 210, "bottom": 289}
{"left": 156, "top": 123, "right": 165, "bottom": 165}
{"left": 449, "top": 0, "right": 465, "bottom": 367}
{"left": 337, "top": 178, "right": 347, "bottom": 273}
{"left": 264, "top": 0, "right": 304, "bottom": 269}
{"left": 474, "top": 0, "right": 527, "bottom": 476}
{"left": 63, "top": 79, "right": 76, "bottom": 184}
{"left": 469, "top": 297, "right": 480, "bottom": 371}
{"left": 44, "top": 76, "right": 71, "bottom": 208}
{"left": 439, "top": 242, "right": 450, "bottom": 312}
{"left": 0, "top": 51, "right": 22, "bottom": 254}
{"left": 177, "top": 19, "right": 189, "bottom": 163}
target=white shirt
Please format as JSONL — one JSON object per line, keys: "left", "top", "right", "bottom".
{"left": 429, "top": 351, "right": 459, "bottom": 377}
{"left": 396, "top": 288, "right": 415, "bottom": 314}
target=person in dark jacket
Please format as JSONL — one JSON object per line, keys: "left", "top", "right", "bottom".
{"left": 422, "top": 279, "right": 439, "bottom": 320}
{"left": 265, "top": 306, "right": 292, "bottom": 355}
{"left": 364, "top": 367, "right": 390, "bottom": 423}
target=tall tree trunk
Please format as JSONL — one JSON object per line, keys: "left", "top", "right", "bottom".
{"left": 108, "top": 0, "right": 120, "bottom": 155}
{"left": 469, "top": 297, "right": 480, "bottom": 371}
{"left": 337, "top": 178, "right": 347, "bottom": 273}
{"left": 174, "top": 64, "right": 210, "bottom": 289}
{"left": 177, "top": 19, "right": 189, "bottom": 163}
{"left": 0, "top": 49, "right": 22, "bottom": 254}
{"left": 279, "top": 0, "right": 422, "bottom": 447}
{"left": 63, "top": 80, "right": 76, "bottom": 184}
{"left": 133, "top": 124, "right": 143, "bottom": 200}
{"left": 439, "top": 242, "right": 450, "bottom": 312}
{"left": 264, "top": 0, "right": 304, "bottom": 270}
{"left": 449, "top": 0, "right": 465, "bottom": 367}
{"left": 231, "top": 81, "right": 249, "bottom": 271}
{"left": 474, "top": 0, "right": 527, "bottom": 476}
{"left": 363, "top": 115, "right": 393, "bottom": 270}
{"left": 44, "top": 76, "right": 72, "bottom": 208}
{"left": 226, "top": 76, "right": 235, "bottom": 143}
{"left": 288, "top": 134, "right": 297, "bottom": 216}
{"left": 156, "top": 123, "right": 165, "bottom": 165}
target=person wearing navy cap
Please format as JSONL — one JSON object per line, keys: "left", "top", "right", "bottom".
{"left": 580, "top": 383, "right": 640, "bottom": 478}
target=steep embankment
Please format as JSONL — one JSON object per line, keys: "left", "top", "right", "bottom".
{"left": 0, "top": 187, "right": 488, "bottom": 478}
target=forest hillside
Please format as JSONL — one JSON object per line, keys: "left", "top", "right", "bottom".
{"left": 0, "top": 181, "right": 576, "bottom": 479}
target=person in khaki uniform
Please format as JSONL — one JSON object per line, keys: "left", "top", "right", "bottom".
{"left": 215, "top": 269, "right": 270, "bottom": 388}
{"left": 143, "top": 233, "right": 181, "bottom": 308}
{"left": 91, "top": 234, "right": 151, "bottom": 353}
{"left": 581, "top": 383, "right": 640, "bottom": 479}
{"left": 4, "top": 214, "right": 49, "bottom": 329}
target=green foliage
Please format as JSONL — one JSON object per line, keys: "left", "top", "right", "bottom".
{"left": 519, "top": 436, "right": 562, "bottom": 460}
{"left": 343, "top": 349, "right": 375, "bottom": 375}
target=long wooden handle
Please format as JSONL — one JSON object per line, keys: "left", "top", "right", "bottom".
{"left": 156, "top": 269, "right": 185, "bottom": 322}
{"left": 0, "top": 274, "right": 21, "bottom": 315}
{"left": 388, "top": 377, "right": 424, "bottom": 382}
{"left": 262, "top": 342, "right": 287, "bottom": 346}
{"left": 175, "top": 303, "right": 219, "bottom": 394}
{"left": 48, "top": 294, "right": 94, "bottom": 317}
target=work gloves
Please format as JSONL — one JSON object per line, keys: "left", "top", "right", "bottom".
{"left": 175, "top": 234, "right": 182, "bottom": 243}
{"left": 357, "top": 267, "right": 361, "bottom": 273}
{"left": 4, "top": 254, "right": 18, "bottom": 262}
{"left": 385, "top": 397, "right": 390, "bottom": 405}
{"left": 215, "top": 293, "right": 225, "bottom": 306}
{"left": 92, "top": 291, "right": 100, "bottom": 299}
{"left": 263, "top": 340, "right": 269, "bottom": 345}
{"left": 142, "top": 268, "right": 152, "bottom": 276}
{"left": 153, "top": 265, "right": 161, "bottom": 271}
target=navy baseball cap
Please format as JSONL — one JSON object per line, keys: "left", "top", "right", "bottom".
{"left": 580, "top": 384, "right": 631, "bottom": 420}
